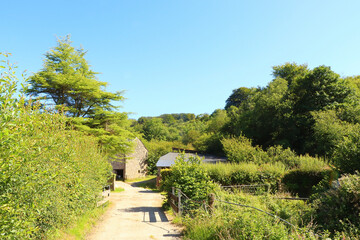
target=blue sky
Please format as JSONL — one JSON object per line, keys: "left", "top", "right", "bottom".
{"left": 2, "top": 1, "right": 360, "bottom": 119}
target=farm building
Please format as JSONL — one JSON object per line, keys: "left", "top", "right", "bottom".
{"left": 110, "top": 137, "right": 148, "bottom": 180}
{"left": 156, "top": 151, "right": 227, "bottom": 186}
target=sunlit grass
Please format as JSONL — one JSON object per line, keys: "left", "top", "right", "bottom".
{"left": 125, "top": 175, "right": 158, "bottom": 191}
{"left": 112, "top": 187, "right": 124, "bottom": 193}
{"left": 51, "top": 202, "right": 111, "bottom": 240}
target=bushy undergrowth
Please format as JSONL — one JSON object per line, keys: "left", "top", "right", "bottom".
{"left": 181, "top": 190, "right": 320, "bottom": 240}
{"left": 217, "top": 136, "right": 333, "bottom": 196}
{"left": 161, "top": 154, "right": 215, "bottom": 206}
{"left": 0, "top": 54, "right": 112, "bottom": 239}
{"left": 311, "top": 172, "right": 360, "bottom": 236}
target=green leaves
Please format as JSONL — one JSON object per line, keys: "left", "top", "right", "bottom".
{"left": 162, "top": 153, "right": 215, "bottom": 206}
{"left": 26, "top": 36, "right": 124, "bottom": 118}
{"left": 0, "top": 53, "right": 112, "bottom": 239}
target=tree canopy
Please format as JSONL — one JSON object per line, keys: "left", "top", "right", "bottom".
{"left": 27, "top": 36, "right": 134, "bottom": 155}
{"left": 26, "top": 36, "right": 123, "bottom": 117}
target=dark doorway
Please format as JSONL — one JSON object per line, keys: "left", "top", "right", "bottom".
{"left": 115, "top": 169, "right": 124, "bottom": 180}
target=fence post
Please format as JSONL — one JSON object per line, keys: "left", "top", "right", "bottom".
{"left": 177, "top": 189, "right": 182, "bottom": 215}
{"left": 208, "top": 193, "right": 215, "bottom": 214}
{"left": 172, "top": 187, "right": 175, "bottom": 195}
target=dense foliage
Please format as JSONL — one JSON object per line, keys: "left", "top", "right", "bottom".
{"left": 161, "top": 154, "right": 215, "bottom": 207}
{"left": 26, "top": 36, "right": 123, "bottom": 118}
{"left": 135, "top": 62, "right": 360, "bottom": 238}
{"left": 27, "top": 36, "right": 134, "bottom": 156}
{"left": 181, "top": 190, "right": 320, "bottom": 240}
{"left": 311, "top": 172, "right": 360, "bottom": 236}
{"left": 0, "top": 53, "right": 112, "bottom": 239}
{"left": 136, "top": 63, "right": 360, "bottom": 176}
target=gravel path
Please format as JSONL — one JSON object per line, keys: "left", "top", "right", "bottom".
{"left": 86, "top": 181, "right": 182, "bottom": 240}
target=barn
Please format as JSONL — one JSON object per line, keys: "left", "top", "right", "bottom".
{"left": 155, "top": 151, "right": 227, "bottom": 186}
{"left": 110, "top": 137, "right": 148, "bottom": 180}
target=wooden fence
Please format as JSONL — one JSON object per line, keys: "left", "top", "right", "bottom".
{"left": 169, "top": 187, "right": 182, "bottom": 214}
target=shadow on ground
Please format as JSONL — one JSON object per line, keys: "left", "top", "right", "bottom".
{"left": 129, "top": 177, "right": 157, "bottom": 190}
{"left": 118, "top": 206, "right": 169, "bottom": 223}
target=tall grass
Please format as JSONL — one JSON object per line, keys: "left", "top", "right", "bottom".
{"left": 182, "top": 190, "right": 321, "bottom": 240}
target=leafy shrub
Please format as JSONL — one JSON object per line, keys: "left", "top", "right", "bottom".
{"left": 266, "top": 145, "right": 298, "bottom": 168}
{"left": 159, "top": 168, "right": 172, "bottom": 190}
{"left": 221, "top": 136, "right": 269, "bottom": 164}
{"left": 182, "top": 190, "right": 318, "bottom": 240}
{"left": 332, "top": 126, "right": 360, "bottom": 174}
{"left": 311, "top": 172, "right": 360, "bottom": 235}
{"left": 282, "top": 166, "right": 334, "bottom": 197}
{"left": 162, "top": 153, "right": 215, "bottom": 207}
{"left": 204, "top": 162, "right": 285, "bottom": 190}
{"left": 0, "top": 54, "right": 112, "bottom": 239}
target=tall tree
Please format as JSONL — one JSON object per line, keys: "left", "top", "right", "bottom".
{"left": 27, "top": 36, "right": 123, "bottom": 117}
{"left": 225, "top": 87, "right": 258, "bottom": 110}
{"left": 27, "top": 36, "right": 134, "bottom": 155}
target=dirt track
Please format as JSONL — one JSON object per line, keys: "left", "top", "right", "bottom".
{"left": 86, "top": 181, "right": 182, "bottom": 240}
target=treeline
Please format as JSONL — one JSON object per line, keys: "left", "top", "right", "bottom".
{"left": 135, "top": 63, "right": 360, "bottom": 176}
{"left": 137, "top": 63, "right": 360, "bottom": 238}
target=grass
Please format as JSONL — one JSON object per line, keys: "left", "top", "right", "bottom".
{"left": 125, "top": 175, "right": 157, "bottom": 183}
{"left": 112, "top": 187, "right": 124, "bottom": 193}
{"left": 125, "top": 175, "right": 158, "bottom": 191}
{"left": 180, "top": 190, "right": 318, "bottom": 240}
{"left": 51, "top": 202, "right": 111, "bottom": 240}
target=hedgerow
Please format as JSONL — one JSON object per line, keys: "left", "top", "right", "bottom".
{"left": 203, "top": 162, "right": 285, "bottom": 190}
{"left": 0, "top": 53, "right": 112, "bottom": 239}
{"left": 217, "top": 136, "right": 333, "bottom": 196}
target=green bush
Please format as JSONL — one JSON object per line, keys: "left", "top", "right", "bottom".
{"left": 311, "top": 172, "right": 360, "bottom": 236}
{"left": 332, "top": 126, "right": 360, "bottom": 174}
{"left": 159, "top": 168, "right": 172, "bottom": 190}
{"left": 281, "top": 155, "right": 332, "bottom": 197}
{"left": 204, "top": 162, "right": 285, "bottom": 190}
{"left": 282, "top": 169, "right": 334, "bottom": 198}
{"left": 266, "top": 145, "right": 298, "bottom": 168}
{"left": 221, "top": 136, "right": 269, "bottom": 164}
{"left": 162, "top": 153, "right": 215, "bottom": 210}
{"left": 0, "top": 54, "right": 112, "bottom": 239}
{"left": 182, "top": 190, "right": 318, "bottom": 240}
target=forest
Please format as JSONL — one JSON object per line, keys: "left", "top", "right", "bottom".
{"left": 1, "top": 36, "right": 360, "bottom": 239}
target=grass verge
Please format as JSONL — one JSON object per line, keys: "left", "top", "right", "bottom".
{"left": 125, "top": 175, "right": 158, "bottom": 191}
{"left": 112, "top": 187, "right": 125, "bottom": 193}
{"left": 51, "top": 202, "right": 111, "bottom": 240}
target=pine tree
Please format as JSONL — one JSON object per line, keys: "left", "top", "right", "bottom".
{"left": 27, "top": 35, "right": 123, "bottom": 117}
{"left": 27, "top": 36, "right": 134, "bottom": 155}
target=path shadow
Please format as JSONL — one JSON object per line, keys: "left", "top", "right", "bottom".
{"left": 138, "top": 190, "right": 156, "bottom": 193}
{"left": 120, "top": 206, "right": 169, "bottom": 223}
{"left": 130, "top": 177, "right": 156, "bottom": 188}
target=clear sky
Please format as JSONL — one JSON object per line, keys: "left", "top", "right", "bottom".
{"left": 2, "top": 1, "right": 360, "bottom": 119}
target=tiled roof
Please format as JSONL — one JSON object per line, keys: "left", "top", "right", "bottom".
{"left": 156, "top": 152, "right": 227, "bottom": 168}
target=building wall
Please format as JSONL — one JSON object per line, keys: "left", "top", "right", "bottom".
{"left": 110, "top": 138, "right": 148, "bottom": 180}
{"left": 124, "top": 138, "right": 148, "bottom": 180}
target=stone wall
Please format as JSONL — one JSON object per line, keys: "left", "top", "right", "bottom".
{"left": 124, "top": 138, "right": 148, "bottom": 180}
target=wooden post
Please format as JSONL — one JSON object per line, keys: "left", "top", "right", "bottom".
{"left": 208, "top": 193, "right": 215, "bottom": 214}
{"left": 177, "top": 190, "right": 182, "bottom": 215}
{"left": 108, "top": 174, "right": 115, "bottom": 191}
